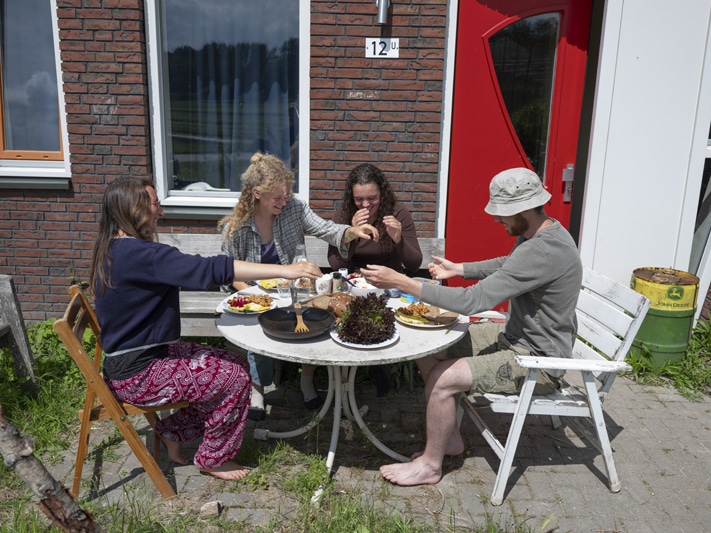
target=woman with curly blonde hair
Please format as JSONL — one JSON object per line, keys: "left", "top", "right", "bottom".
{"left": 218, "top": 152, "right": 379, "bottom": 420}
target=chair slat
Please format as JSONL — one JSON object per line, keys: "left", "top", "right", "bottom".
{"left": 576, "top": 289, "right": 634, "bottom": 339}
{"left": 575, "top": 313, "right": 625, "bottom": 361}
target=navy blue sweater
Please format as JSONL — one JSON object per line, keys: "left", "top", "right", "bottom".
{"left": 94, "top": 237, "right": 234, "bottom": 356}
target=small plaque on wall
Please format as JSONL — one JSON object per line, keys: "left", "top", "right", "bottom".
{"left": 365, "top": 38, "right": 399, "bottom": 58}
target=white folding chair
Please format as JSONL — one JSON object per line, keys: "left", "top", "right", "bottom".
{"left": 459, "top": 267, "right": 651, "bottom": 505}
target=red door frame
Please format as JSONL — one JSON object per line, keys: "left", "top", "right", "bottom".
{"left": 445, "top": 0, "right": 592, "bottom": 271}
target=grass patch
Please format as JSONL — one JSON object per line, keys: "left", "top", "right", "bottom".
{"left": 626, "top": 317, "right": 711, "bottom": 399}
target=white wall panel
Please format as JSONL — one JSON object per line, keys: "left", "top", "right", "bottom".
{"left": 580, "top": 0, "right": 711, "bottom": 290}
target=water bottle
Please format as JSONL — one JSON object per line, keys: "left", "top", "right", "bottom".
{"left": 292, "top": 244, "right": 310, "bottom": 301}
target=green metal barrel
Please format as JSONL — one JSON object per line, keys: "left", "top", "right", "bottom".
{"left": 630, "top": 267, "right": 699, "bottom": 366}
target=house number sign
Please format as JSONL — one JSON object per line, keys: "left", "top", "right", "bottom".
{"left": 365, "top": 38, "right": 399, "bottom": 58}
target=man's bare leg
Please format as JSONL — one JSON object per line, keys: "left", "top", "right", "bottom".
{"left": 198, "top": 461, "right": 250, "bottom": 480}
{"left": 415, "top": 351, "right": 447, "bottom": 385}
{"left": 380, "top": 358, "right": 472, "bottom": 486}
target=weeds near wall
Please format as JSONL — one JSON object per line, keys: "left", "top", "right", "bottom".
{"left": 627, "top": 318, "right": 711, "bottom": 399}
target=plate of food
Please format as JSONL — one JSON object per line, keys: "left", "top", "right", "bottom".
{"left": 330, "top": 328, "right": 399, "bottom": 349}
{"left": 221, "top": 293, "right": 276, "bottom": 314}
{"left": 394, "top": 302, "right": 459, "bottom": 328}
{"left": 256, "top": 278, "right": 282, "bottom": 291}
{"left": 331, "top": 292, "right": 398, "bottom": 348}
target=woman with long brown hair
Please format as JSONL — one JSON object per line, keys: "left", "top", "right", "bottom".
{"left": 91, "top": 177, "right": 320, "bottom": 480}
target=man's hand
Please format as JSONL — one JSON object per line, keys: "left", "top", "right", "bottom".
{"left": 428, "top": 255, "right": 463, "bottom": 280}
{"left": 361, "top": 264, "right": 421, "bottom": 298}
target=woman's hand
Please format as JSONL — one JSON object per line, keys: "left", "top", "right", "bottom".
{"left": 428, "top": 255, "right": 462, "bottom": 281}
{"left": 344, "top": 224, "right": 379, "bottom": 243}
{"left": 382, "top": 215, "right": 402, "bottom": 244}
{"left": 283, "top": 261, "right": 322, "bottom": 280}
{"left": 351, "top": 208, "right": 370, "bottom": 227}
{"left": 233, "top": 260, "right": 322, "bottom": 282}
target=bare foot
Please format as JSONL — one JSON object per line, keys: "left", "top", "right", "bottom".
{"left": 198, "top": 461, "right": 250, "bottom": 481}
{"left": 157, "top": 434, "right": 189, "bottom": 465}
{"left": 410, "top": 434, "right": 464, "bottom": 460}
{"left": 380, "top": 457, "right": 442, "bottom": 486}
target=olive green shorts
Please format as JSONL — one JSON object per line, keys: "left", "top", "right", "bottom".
{"left": 449, "top": 321, "right": 559, "bottom": 396}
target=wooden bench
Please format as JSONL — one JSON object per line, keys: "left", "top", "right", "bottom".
{"left": 157, "top": 233, "right": 445, "bottom": 337}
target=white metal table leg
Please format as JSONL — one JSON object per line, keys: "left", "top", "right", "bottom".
{"left": 311, "top": 366, "right": 343, "bottom": 505}
{"left": 346, "top": 366, "right": 410, "bottom": 463}
{"left": 253, "top": 366, "right": 336, "bottom": 441}
{"left": 324, "top": 366, "right": 343, "bottom": 475}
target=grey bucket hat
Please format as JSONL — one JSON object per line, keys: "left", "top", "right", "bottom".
{"left": 484, "top": 168, "right": 552, "bottom": 217}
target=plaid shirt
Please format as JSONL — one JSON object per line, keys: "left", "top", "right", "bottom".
{"left": 221, "top": 197, "right": 350, "bottom": 264}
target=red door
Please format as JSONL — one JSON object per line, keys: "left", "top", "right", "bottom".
{"left": 445, "top": 0, "right": 592, "bottom": 271}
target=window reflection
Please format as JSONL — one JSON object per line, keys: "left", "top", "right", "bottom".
{"left": 690, "top": 158, "right": 711, "bottom": 273}
{"left": 489, "top": 13, "right": 559, "bottom": 179}
{"left": 0, "top": 0, "right": 60, "bottom": 153}
{"left": 159, "top": 0, "right": 299, "bottom": 193}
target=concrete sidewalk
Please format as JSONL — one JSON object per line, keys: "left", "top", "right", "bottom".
{"left": 45, "top": 375, "right": 711, "bottom": 532}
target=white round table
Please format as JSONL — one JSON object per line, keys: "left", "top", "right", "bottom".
{"left": 215, "top": 295, "right": 469, "bottom": 473}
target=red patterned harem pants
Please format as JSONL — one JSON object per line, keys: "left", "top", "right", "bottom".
{"left": 106, "top": 342, "right": 251, "bottom": 470}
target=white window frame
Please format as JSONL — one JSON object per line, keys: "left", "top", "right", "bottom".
{"left": 0, "top": 0, "right": 71, "bottom": 190}
{"left": 144, "top": 0, "right": 310, "bottom": 216}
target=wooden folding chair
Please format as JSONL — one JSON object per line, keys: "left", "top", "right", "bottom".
{"left": 459, "top": 267, "right": 651, "bottom": 505}
{"left": 53, "top": 285, "right": 188, "bottom": 499}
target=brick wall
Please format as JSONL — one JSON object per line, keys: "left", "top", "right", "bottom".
{"left": 309, "top": 0, "right": 447, "bottom": 236}
{"left": 1, "top": 0, "right": 156, "bottom": 321}
{"left": 0, "top": 0, "right": 449, "bottom": 322}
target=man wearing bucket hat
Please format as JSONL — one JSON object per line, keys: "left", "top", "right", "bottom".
{"left": 361, "top": 167, "right": 583, "bottom": 486}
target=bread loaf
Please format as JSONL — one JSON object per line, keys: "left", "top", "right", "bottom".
{"left": 310, "top": 294, "right": 332, "bottom": 310}
{"left": 328, "top": 292, "right": 352, "bottom": 316}
{"left": 307, "top": 293, "right": 353, "bottom": 317}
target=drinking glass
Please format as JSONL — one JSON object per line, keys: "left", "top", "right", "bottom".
{"left": 276, "top": 278, "right": 291, "bottom": 300}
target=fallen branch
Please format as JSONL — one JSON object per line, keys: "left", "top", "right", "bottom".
{"left": 0, "top": 404, "right": 101, "bottom": 533}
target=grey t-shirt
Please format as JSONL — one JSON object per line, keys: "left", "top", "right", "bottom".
{"left": 421, "top": 220, "right": 582, "bottom": 366}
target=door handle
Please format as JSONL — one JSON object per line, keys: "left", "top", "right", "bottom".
{"left": 562, "top": 164, "right": 574, "bottom": 203}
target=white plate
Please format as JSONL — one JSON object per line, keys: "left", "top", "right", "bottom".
{"left": 329, "top": 328, "right": 399, "bottom": 349}
{"left": 256, "top": 278, "right": 283, "bottom": 291}
{"left": 221, "top": 294, "right": 277, "bottom": 315}
{"left": 394, "top": 311, "right": 455, "bottom": 329}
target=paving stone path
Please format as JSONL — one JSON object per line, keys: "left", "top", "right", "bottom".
{"left": 44, "top": 374, "right": 711, "bottom": 532}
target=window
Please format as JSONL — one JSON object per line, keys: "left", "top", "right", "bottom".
{"left": 689, "top": 124, "right": 711, "bottom": 273}
{"left": 0, "top": 0, "right": 69, "bottom": 188}
{"left": 489, "top": 13, "right": 559, "bottom": 180}
{"left": 146, "top": 0, "right": 308, "bottom": 211}
{"left": 0, "top": 0, "right": 61, "bottom": 159}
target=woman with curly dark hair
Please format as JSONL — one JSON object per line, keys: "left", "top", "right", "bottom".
{"left": 328, "top": 163, "right": 422, "bottom": 274}
{"left": 328, "top": 163, "right": 423, "bottom": 397}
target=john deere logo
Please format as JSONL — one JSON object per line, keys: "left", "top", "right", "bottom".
{"left": 667, "top": 287, "right": 684, "bottom": 300}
